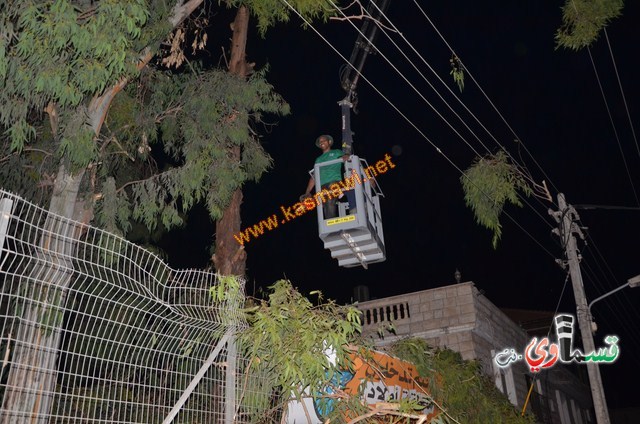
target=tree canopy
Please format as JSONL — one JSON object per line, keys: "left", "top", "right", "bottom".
{"left": 0, "top": 0, "right": 336, "bottom": 236}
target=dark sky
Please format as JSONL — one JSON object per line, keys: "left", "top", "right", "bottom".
{"left": 163, "top": 1, "right": 640, "bottom": 409}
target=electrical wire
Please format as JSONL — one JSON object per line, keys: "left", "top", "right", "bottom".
{"left": 376, "top": 1, "right": 640, "bottom": 352}
{"left": 364, "top": 0, "right": 558, "bottom": 228}
{"left": 280, "top": 3, "right": 638, "bottom": 354}
{"left": 327, "top": 0, "right": 557, "bottom": 235}
{"left": 521, "top": 272, "right": 570, "bottom": 416}
{"left": 329, "top": 1, "right": 486, "bottom": 158}
{"left": 408, "top": 3, "right": 640, "bottom": 349}
{"left": 579, "top": 237, "right": 640, "bottom": 351}
{"left": 557, "top": 204, "right": 640, "bottom": 351}
{"left": 278, "top": 1, "right": 639, "bottom": 411}
{"left": 279, "top": 0, "right": 559, "bottom": 262}
{"left": 410, "top": 0, "right": 562, "bottom": 200}
{"left": 585, "top": 45, "right": 640, "bottom": 206}
{"left": 603, "top": 28, "right": 640, "bottom": 164}
{"left": 581, "top": 262, "right": 640, "bottom": 351}
{"left": 603, "top": 28, "right": 640, "bottom": 204}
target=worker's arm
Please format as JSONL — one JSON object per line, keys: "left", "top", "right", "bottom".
{"left": 305, "top": 176, "right": 315, "bottom": 195}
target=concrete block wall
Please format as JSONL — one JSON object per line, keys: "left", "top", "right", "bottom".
{"left": 357, "top": 282, "right": 532, "bottom": 408}
{"left": 355, "top": 282, "right": 594, "bottom": 422}
{"left": 470, "top": 287, "right": 533, "bottom": 408}
{"left": 357, "top": 282, "right": 478, "bottom": 354}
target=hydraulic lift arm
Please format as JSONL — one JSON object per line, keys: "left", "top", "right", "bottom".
{"left": 339, "top": 0, "right": 391, "bottom": 155}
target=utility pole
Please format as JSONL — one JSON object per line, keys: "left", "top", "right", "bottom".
{"left": 551, "top": 193, "right": 610, "bottom": 424}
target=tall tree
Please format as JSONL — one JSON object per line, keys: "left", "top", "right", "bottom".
{"left": 212, "top": 0, "right": 341, "bottom": 275}
{"left": 213, "top": 5, "right": 252, "bottom": 276}
{"left": 0, "top": 0, "right": 338, "bottom": 419}
{"left": 1, "top": 2, "right": 185, "bottom": 418}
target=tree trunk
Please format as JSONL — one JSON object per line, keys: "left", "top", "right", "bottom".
{"left": 1, "top": 2, "right": 205, "bottom": 419}
{"left": 1, "top": 166, "right": 87, "bottom": 423}
{"left": 212, "top": 6, "right": 250, "bottom": 277}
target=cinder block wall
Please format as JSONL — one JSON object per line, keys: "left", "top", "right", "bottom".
{"left": 356, "top": 281, "right": 531, "bottom": 407}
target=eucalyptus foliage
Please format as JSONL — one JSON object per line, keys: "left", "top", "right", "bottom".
{"left": 0, "top": 0, "right": 151, "bottom": 155}
{"left": 449, "top": 54, "right": 464, "bottom": 93}
{"left": 225, "top": 0, "right": 336, "bottom": 36}
{"left": 556, "top": 0, "right": 624, "bottom": 50}
{"left": 228, "top": 280, "right": 362, "bottom": 423}
{"left": 461, "top": 151, "right": 532, "bottom": 249}
{"left": 390, "top": 338, "right": 536, "bottom": 424}
{"left": 0, "top": 0, "right": 337, "bottom": 236}
{"left": 94, "top": 66, "right": 289, "bottom": 234}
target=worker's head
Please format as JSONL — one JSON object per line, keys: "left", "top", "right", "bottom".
{"left": 315, "top": 134, "right": 333, "bottom": 148}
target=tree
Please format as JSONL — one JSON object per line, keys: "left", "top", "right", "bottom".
{"left": 0, "top": 0, "right": 338, "bottom": 419}
{"left": 462, "top": 0, "right": 625, "bottom": 247}
{"left": 226, "top": 279, "right": 363, "bottom": 423}
{"left": 211, "top": 0, "right": 341, "bottom": 275}
{"left": 217, "top": 280, "right": 535, "bottom": 423}
{"left": 1, "top": 2, "right": 192, "bottom": 418}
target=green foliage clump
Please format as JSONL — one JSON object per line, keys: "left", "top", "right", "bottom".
{"left": 0, "top": 0, "right": 149, "bottom": 157}
{"left": 1, "top": 0, "right": 335, "bottom": 239}
{"left": 556, "top": 0, "right": 624, "bottom": 50}
{"left": 222, "top": 0, "right": 336, "bottom": 36}
{"left": 390, "top": 338, "right": 536, "bottom": 424}
{"left": 450, "top": 55, "right": 464, "bottom": 93}
{"left": 234, "top": 280, "right": 362, "bottom": 423}
{"left": 461, "top": 150, "right": 532, "bottom": 249}
{"left": 93, "top": 67, "right": 289, "bottom": 234}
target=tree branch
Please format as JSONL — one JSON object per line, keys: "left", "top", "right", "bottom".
{"left": 328, "top": 0, "right": 396, "bottom": 33}
{"left": 88, "top": 0, "right": 205, "bottom": 137}
{"left": 1, "top": 148, "right": 54, "bottom": 164}
{"left": 169, "top": 0, "right": 205, "bottom": 27}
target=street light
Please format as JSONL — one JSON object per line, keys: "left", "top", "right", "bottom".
{"left": 588, "top": 274, "right": 640, "bottom": 333}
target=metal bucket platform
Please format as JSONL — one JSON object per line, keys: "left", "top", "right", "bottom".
{"left": 314, "top": 155, "right": 386, "bottom": 268}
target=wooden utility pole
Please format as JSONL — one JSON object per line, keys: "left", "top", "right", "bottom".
{"left": 551, "top": 193, "right": 610, "bottom": 424}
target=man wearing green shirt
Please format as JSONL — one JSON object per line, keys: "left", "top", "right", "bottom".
{"left": 303, "top": 134, "right": 356, "bottom": 219}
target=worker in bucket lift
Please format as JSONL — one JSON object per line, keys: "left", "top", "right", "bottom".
{"left": 301, "top": 134, "right": 356, "bottom": 219}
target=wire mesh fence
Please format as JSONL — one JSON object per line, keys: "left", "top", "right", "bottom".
{"left": 0, "top": 189, "right": 271, "bottom": 423}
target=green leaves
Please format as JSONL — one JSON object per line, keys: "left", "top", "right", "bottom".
{"left": 391, "top": 338, "right": 536, "bottom": 424}
{"left": 234, "top": 280, "right": 362, "bottom": 422}
{"left": 461, "top": 150, "right": 532, "bottom": 248}
{"left": 92, "top": 67, "right": 288, "bottom": 235}
{"left": 556, "top": 0, "right": 624, "bottom": 50}
{"left": 95, "top": 177, "right": 131, "bottom": 235}
{"left": 1, "top": 0, "right": 149, "bottom": 152}
{"left": 224, "top": 0, "right": 335, "bottom": 36}
{"left": 449, "top": 54, "right": 464, "bottom": 93}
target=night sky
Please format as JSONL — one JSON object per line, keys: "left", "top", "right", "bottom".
{"left": 162, "top": 1, "right": 640, "bottom": 409}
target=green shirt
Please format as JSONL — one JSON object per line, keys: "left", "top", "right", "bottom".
{"left": 315, "top": 149, "right": 343, "bottom": 186}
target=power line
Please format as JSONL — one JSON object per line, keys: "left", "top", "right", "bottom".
{"left": 410, "top": 0, "right": 562, "bottom": 200}
{"left": 585, "top": 45, "right": 640, "bottom": 206}
{"left": 329, "top": 0, "right": 556, "bottom": 233}
{"left": 365, "top": 0, "right": 556, "bottom": 220}
{"left": 580, "top": 258, "right": 640, "bottom": 353}
{"left": 574, "top": 204, "right": 640, "bottom": 211}
{"left": 603, "top": 28, "right": 640, "bottom": 182}
{"left": 279, "top": 0, "right": 559, "bottom": 262}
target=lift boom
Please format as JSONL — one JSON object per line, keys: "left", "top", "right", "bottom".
{"left": 314, "top": 0, "right": 390, "bottom": 268}
{"left": 339, "top": 0, "right": 390, "bottom": 155}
